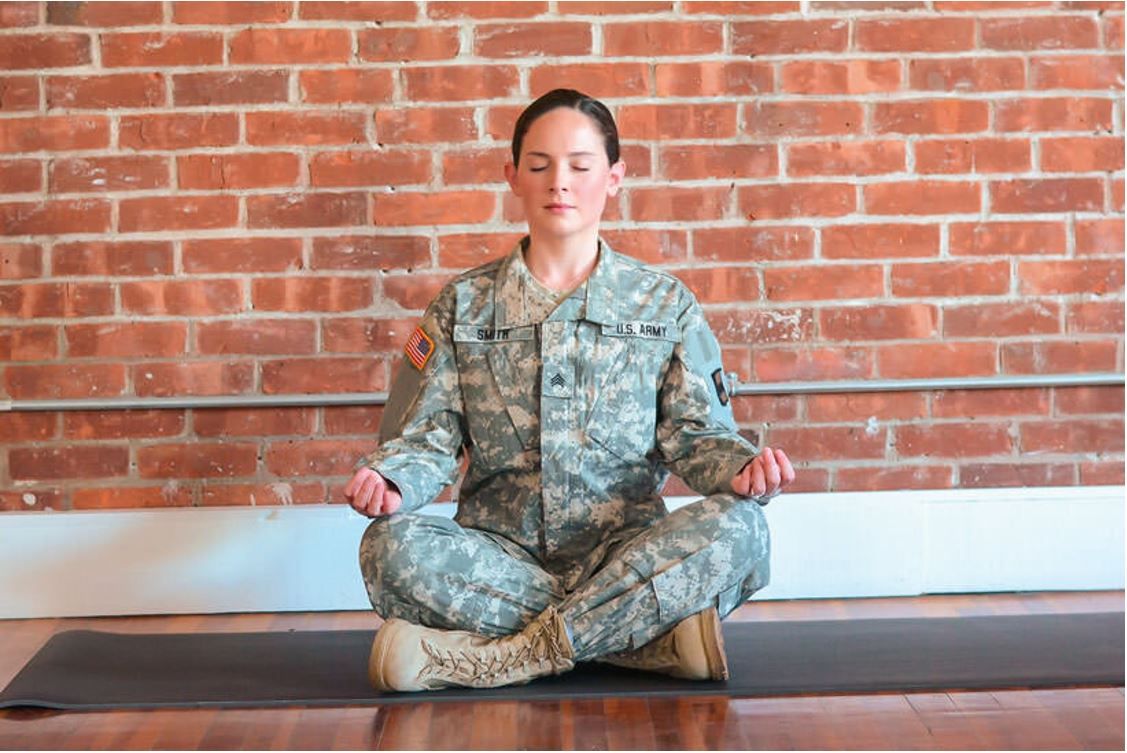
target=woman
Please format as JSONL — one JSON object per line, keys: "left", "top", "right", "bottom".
{"left": 345, "top": 88, "right": 795, "bottom": 693}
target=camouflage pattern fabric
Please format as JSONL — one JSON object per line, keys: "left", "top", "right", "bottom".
{"left": 357, "top": 235, "right": 771, "bottom": 659}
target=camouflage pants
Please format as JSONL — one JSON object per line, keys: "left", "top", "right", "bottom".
{"left": 357, "top": 493, "right": 770, "bottom": 661}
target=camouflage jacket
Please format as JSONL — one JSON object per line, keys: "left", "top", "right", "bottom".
{"left": 360, "top": 235, "right": 759, "bottom": 580}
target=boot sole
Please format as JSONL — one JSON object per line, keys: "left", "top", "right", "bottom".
{"left": 698, "top": 607, "right": 730, "bottom": 681}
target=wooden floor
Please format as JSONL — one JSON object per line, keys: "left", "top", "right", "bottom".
{"left": 0, "top": 590, "right": 1122, "bottom": 750}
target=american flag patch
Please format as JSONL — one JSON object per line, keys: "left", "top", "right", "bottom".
{"left": 404, "top": 326, "right": 435, "bottom": 370}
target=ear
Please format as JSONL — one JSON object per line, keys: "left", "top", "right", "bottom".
{"left": 504, "top": 160, "right": 521, "bottom": 196}
{"left": 605, "top": 159, "right": 626, "bottom": 197}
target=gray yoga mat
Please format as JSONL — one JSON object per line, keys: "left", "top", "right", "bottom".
{"left": 0, "top": 611, "right": 1121, "bottom": 709}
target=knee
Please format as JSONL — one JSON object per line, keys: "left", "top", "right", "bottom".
{"left": 357, "top": 513, "right": 425, "bottom": 589}
{"left": 700, "top": 492, "right": 771, "bottom": 567}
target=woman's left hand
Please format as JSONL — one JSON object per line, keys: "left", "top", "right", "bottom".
{"left": 731, "top": 446, "right": 795, "bottom": 501}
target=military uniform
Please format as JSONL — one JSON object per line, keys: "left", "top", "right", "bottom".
{"left": 357, "top": 235, "right": 771, "bottom": 661}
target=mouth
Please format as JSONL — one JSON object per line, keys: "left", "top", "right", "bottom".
{"left": 544, "top": 204, "right": 574, "bottom": 210}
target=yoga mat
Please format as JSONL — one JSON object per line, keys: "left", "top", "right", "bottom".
{"left": 0, "top": 612, "right": 1121, "bottom": 710}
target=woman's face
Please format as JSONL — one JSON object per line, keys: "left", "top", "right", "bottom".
{"left": 504, "top": 107, "right": 625, "bottom": 244}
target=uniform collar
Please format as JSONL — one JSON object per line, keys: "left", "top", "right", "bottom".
{"left": 494, "top": 235, "right": 620, "bottom": 329}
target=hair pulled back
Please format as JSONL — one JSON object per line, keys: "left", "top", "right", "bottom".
{"left": 510, "top": 88, "right": 620, "bottom": 169}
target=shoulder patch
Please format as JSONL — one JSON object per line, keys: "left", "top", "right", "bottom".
{"left": 404, "top": 325, "right": 435, "bottom": 370}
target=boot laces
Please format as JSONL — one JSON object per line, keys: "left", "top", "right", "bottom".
{"left": 420, "top": 613, "right": 569, "bottom": 682}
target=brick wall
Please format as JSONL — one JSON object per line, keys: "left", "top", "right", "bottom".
{"left": 0, "top": 0, "right": 1123, "bottom": 513}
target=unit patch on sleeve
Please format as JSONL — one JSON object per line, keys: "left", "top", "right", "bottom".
{"left": 404, "top": 325, "right": 435, "bottom": 370}
{"left": 711, "top": 368, "right": 730, "bottom": 406}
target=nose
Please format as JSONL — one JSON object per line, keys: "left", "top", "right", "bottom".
{"left": 547, "top": 162, "right": 569, "bottom": 197}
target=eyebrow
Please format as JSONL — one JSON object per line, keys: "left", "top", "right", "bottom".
{"left": 526, "top": 151, "right": 597, "bottom": 158}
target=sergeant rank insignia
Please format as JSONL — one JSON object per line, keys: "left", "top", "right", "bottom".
{"left": 404, "top": 326, "right": 435, "bottom": 370}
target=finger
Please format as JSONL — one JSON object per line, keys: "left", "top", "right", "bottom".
{"left": 357, "top": 475, "right": 381, "bottom": 516}
{"left": 344, "top": 469, "right": 364, "bottom": 500}
{"left": 751, "top": 460, "right": 767, "bottom": 497}
{"left": 761, "top": 447, "right": 781, "bottom": 491}
{"left": 383, "top": 489, "right": 402, "bottom": 515}
{"left": 774, "top": 448, "right": 796, "bottom": 485}
{"left": 368, "top": 475, "right": 389, "bottom": 516}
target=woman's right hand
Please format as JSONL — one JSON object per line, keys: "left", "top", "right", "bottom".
{"left": 344, "top": 467, "right": 403, "bottom": 518}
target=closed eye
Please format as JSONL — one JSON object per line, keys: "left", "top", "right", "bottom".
{"left": 530, "top": 167, "right": 589, "bottom": 172}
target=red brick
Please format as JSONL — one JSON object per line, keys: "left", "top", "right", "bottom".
{"left": 200, "top": 482, "right": 326, "bottom": 507}
{"left": 323, "top": 405, "right": 384, "bottom": 435}
{"left": 47, "top": 1, "right": 161, "bottom": 25}
{"left": 781, "top": 59, "right": 900, "bottom": 95}
{"left": 0, "top": 282, "right": 112, "bottom": 318}
{"left": 0, "top": 325, "right": 57, "bottom": 361}
{"left": 377, "top": 106, "right": 478, "bottom": 144}
{"left": 1080, "top": 460, "right": 1125, "bottom": 485}
{"left": 173, "top": 70, "right": 289, "bottom": 106}
{"left": 1103, "top": 14, "right": 1124, "bottom": 49}
{"left": 0, "top": 411, "right": 57, "bottom": 442}
{"left": 996, "top": 180, "right": 1099, "bottom": 216}
{"left": 229, "top": 28, "right": 352, "bottom": 64}
{"left": 177, "top": 152, "right": 300, "bottom": 190}
{"left": 765, "top": 265, "right": 883, "bottom": 302}
{"left": 474, "top": 22, "right": 592, "bottom": 58}
{"left": 981, "top": 16, "right": 1099, "bottom": 50}
{"left": 960, "top": 462, "right": 1076, "bottom": 488}
{"left": 49, "top": 155, "right": 169, "bottom": 193}
{"left": 247, "top": 111, "right": 370, "bottom": 147}
{"left": 300, "top": 68, "right": 394, "bottom": 104}
{"left": 310, "top": 150, "right": 430, "bottom": 188}
{"left": 1041, "top": 136, "right": 1124, "bottom": 173}
{"left": 897, "top": 422, "right": 1012, "bottom": 458}
{"left": 0, "top": 243, "right": 41, "bottom": 279}
{"left": 631, "top": 186, "right": 731, "bottom": 222}
{"left": 864, "top": 181, "right": 980, "bottom": 215}
{"left": 873, "top": 100, "right": 989, "bottom": 134}
{"left": 303, "top": 2, "right": 418, "bottom": 21}
{"left": 0, "top": 158, "right": 41, "bottom": 192}
{"left": 173, "top": 2, "right": 293, "bottom": 24}
{"left": 1020, "top": 419, "right": 1125, "bottom": 454}
{"left": 532, "top": 62, "right": 653, "bottom": 98}
{"left": 261, "top": 357, "right": 388, "bottom": 393}
{"left": 908, "top": 57, "right": 1025, "bottom": 92}
{"left": 944, "top": 301, "right": 1061, "bottom": 338}
{"left": 601, "top": 228, "right": 690, "bottom": 265}
{"left": 915, "top": 138, "right": 1031, "bottom": 174}
{"left": 604, "top": 21, "right": 722, "bottom": 55}
{"left": 822, "top": 304, "right": 938, "bottom": 341}
{"left": 822, "top": 224, "right": 939, "bottom": 259}
{"left": 767, "top": 425, "right": 887, "bottom": 461}
{"left": 119, "top": 113, "right": 239, "bottom": 150}
{"left": 705, "top": 308, "right": 815, "bottom": 345}
{"left": 253, "top": 277, "right": 372, "bottom": 313}
{"left": 322, "top": 317, "right": 415, "bottom": 353}
{"left": 373, "top": 191, "right": 495, "bottom": 226}
{"left": 878, "top": 342, "right": 997, "bottom": 378}
{"left": 731, "top": 19, "right": 847, "bottom": 55}
{"left": 661, "top": 144, "right": 776, "bottom": 181}
{"left": 133, "top": 361, "right": 254, "bottom": 397}
{"left": 67, "top": 322, "right": 187, "bottom": 358}
{"left": 194, "top": 407, "right": 316, "bottom": 437}
{"left": 442, "top": 146, "right": 514, "bottom": 185}
{"left": 47, "top": 72, "right": 166, "bottom": 109}
{"left": 436, "top": 232, "right": 526, "bottom": 268}
{"left": 5, "top": 363, "right": 125, "bottom": 399}
{"left": 1072, "top": 218, "right": 1127, "bottom": 257}
{"left": 313, "top": 234, "right": 432, "bottom": 270}
{"left": 265, "top": 438, "right": 374, "bottom": 476}
{"left": 0, "top": 199, "right": 110, "bottom": 235}
{"left": 739, "top": 183, "right": 855, "bottom": 219}
{"left": 0, "top": 489, "right": 62, "bottom": 512}
{"left": 195, "top": 319, "right": 318, "bottom": 356}
{"left": 787, "top": 141, "right": 903, "bottom": 177}
{"left": 73, "top": 485, "right": 193, "bottom": 510}
{"left": 1055, "top": 385, "right": 1125, "bottom": 415}
{"left": 10, "top": 445, "right": 130, "bottom": 480}
{"left": 1031, "top": 54, "right": 1124, "bottom": 90}
{"left": 138, "top": 442, "right": 258, "bottom": 479}
{"left": 671, "top": 267, "right": 760, "bottom": 305}
{"left": 248, "top": 193, "right": 368, "bottom": 229}
{"left": 932, "top": 388, "right": 1050, "bottom": 418}
{"left": 362, "top": 26, "right": 464, "bottom": 61}
{"left": 0, "top": 33, "right": 91, "bottom": 69}
{"left": 618, "top": 104, "right": 739, "bottom": 140}
{"left": 183, "top": 237, "right": 303, "bottom": 274}
{"left": 856, "top": 18, "right": 975, "bottom": 51}
{"left": 122, "top": 279, "right": 245, "bottom": 316}
{"left": 744, "top": 101, "right": 863, "bottom": 139}
{"left": 0, "top": 3, "right": 39, "bottom": 27}
{"left": 754, "top": 346, "right": 875, "bottom": 382}
{"left": 404, "top": 66, "right": 519, "bottom": 101}
{"left": 383, "top": 273, "right": 455, "bottom": 310}
{"left": 53, "top": 240, "right": 172, "bottom": 276}
{"left": 949, "top": 220, "right": 1066, "bottom": 256}
{"left": 806, "top": 392, "right": 927, "bottom": 422}
{"left": 1018, "top": 259, "right": 1123, "bottom": 295}
{"left": 835, "top": 465, "right": 954, "bottom": 492}
{"left": 63, "top": 410, "right": 184, "bottom": 440}
{"left": 0, "top": 76, "right": 39, "bottom": 110}
{"left": 0, "top": 116, "right": 108, "bottom": 152}
{"left": 1065, "top": 300, "right": 1124, "bottom": 334}
{"left": 996, "top": 97, "right": 1112, "bottom": 132}
{"left": 691, "top": 227, "right": 813, "bottom": 265}
{"left": 101, "top": 31, "right": 224, "bottom": 67}
{"left": 730, "top": 394, "right": 801, "bottom": 424}
{"left": 119, "top": 196, "right": 238, "bottom": 232}
{"left": 1001, "top": 340, "right": 1119, "bottom": 374}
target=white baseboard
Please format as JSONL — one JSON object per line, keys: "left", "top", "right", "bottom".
{"left": 0, "top": 486, "right": 1122, "bottom": 619}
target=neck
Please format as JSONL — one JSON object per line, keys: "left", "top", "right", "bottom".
{"left": 523, "top": 230, "right": 600, "bottom": 291}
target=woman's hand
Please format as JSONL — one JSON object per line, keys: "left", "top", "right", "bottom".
{"left": 344, "top": 467, "right": 403, "bottom": 518}
{"left": 731, "top": 447, "right": 795, "bottom": 501}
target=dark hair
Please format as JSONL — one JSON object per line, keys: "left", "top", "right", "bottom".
{"left": 511, "top": 88, "right": 620, "bottom": 169}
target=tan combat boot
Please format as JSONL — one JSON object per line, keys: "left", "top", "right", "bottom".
{"left": 598, "top": 606, "right": 729, "bottom": 681}
{"left": 369, "top": 606, "right": 575, "bottom": 692}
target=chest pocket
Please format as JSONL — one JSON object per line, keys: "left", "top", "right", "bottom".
{"left": 584, "top": 322, "right": 679, "bottom": 462}
{"left": 453, "top": 324, "right": 540, "bottom": 469}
